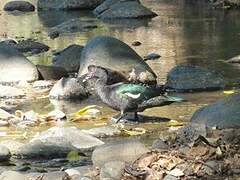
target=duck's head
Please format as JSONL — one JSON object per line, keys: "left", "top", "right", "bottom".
{"left": 83, "top": 65, "right": 108, "bottom": 83}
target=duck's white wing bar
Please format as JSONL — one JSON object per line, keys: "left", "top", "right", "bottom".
{"left": 124, "top": 92, "right": 141, "bottom": 99}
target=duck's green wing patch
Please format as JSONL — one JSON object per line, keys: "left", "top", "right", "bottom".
{"left": 115, "top": 83, "right": 158, "bottom": 100}
{"left": 115, "top": 84, "right": 147, "bottom": 95}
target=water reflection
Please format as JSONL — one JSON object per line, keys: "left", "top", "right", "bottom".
{"left": 0, "top": 0, "right": 240, "bottom": 128}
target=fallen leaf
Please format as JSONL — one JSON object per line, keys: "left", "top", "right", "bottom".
{"left": 122, "top": 127, "right": 146, "bottom": 136}
{"left": 67, "top": 151, "right": 80, "bottom": 161}
{"left": 168, "top": 120, "right": 185, "bottom": 126}
{"left": 74, "top": 105, "right": 101, "bottom": 116}
{"left": 223, "top": 90, "right": 235, "bottom": 94}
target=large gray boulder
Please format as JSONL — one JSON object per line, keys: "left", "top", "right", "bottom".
{"left": 94, "top": 0, "right": 157, "bottom": 19}
{"left": 15, "top": 126, "right": 104, "bottom": 159}
{"left": 49, "top": 77, "right": 88, "bottom": 99}
{"left": 53, "top": 44, "right": 83, "bottom": 72}
{"left": 92, "top": 140, "right": 149, "bottom": 167}
{"left": 4, "top": 1, "right": 35, "bottom": 12}
{"left": 78, "top": 36, "right": 157, "bottom": 85}
{"left": 0, "top": 43, "right": 38, "bottom": 83}
{"left": 166, "top": 64, "right": 225, "bottom": 92}
{"left": 37, "top": 0, "right": 103, "bottom": 10}
{"left": 191, "top": 93, "right": 240, "bottom": 129}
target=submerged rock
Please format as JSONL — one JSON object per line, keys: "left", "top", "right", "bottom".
{"left": 166, "top": 64, "right": 225, "bottom": 92}
{"left": 38, "top": 0, "right": 103, "bottom": 10}
{"left": 191, "top": 93, "right": 240, "bottom": 129}
{"left": 143, "top": 53, "right": 161, "bottom": 61}
{"left": 49, "top": 77, "right": 88, "bottom": 100}
{"left": 0, "top": 43, "right": 38, "bottom": 83}
{"left": 81, "top": 126, "right": 121, "bottom": 138}
{"left": 49, "top": 19, "right": 98, "bottom": 36}
{"left": 4, "top": 1, "right": 35, "bottom": 12}
{"left": 36, "top": 65, "right": 68, "bottom": 80}
{"left": 78, "top": 36, "right": 157, "bottom": 85}
{"left": 16, "top": 126, "right": 104, "bottom": 159}
{"left": 14, "top": 39, "right": 49, "bottom": 55}
{"left": 94, "top": 0, "right": 157, "bottom": 19}
{"left": 92, "top": 140, "right": 149, "bottom": 167}
{"left": 53, "top": 44, "right": 84, "bottom": 72}
{"left": 2, "top": 39, "right": 49, "bottom": 55}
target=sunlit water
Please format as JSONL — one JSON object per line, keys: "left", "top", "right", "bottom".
{"left": 0, "top": 0, "right": 240, "bottom": 147}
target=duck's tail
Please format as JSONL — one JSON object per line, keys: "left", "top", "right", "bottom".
{"left": 137, "top": 95, "right": 185, "bottom": 112}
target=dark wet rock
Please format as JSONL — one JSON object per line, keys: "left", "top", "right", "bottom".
{"left": 0, "top": 145, "right": 11, "bottom": 161}
{"left": 93, "top": 0, "right": 118, "bottom": 15}
{"left": 14, "top": 39, "right": 49, "bottom": 55}
{"left": 37, "top": 10, "right": 88, "bottom": 28}
{"left": 53, "top": 44, "right": 84, "bottom": 72}
{"left": 38, "top": 0, "right": 103, "bottom": 10}
{"left": 16, "top": 166, "right": 31, "bottom": 172}
{"left": 166, "top": 64, "right": 225, "bottom": 92}
{"left": 131, "top": 41, "right": 141, "bottom": 46}
{"left": 94, "top": 0, "right": 157, "bottom": 19}
{"left": 36, "top": 65, "right": 68, "bottom": 80}
{"left": 49, "top": 77, "right": 88, "bottom": 100}
{"left": 49, "top": 19, "right": 98, "bottom": 36}
{"left": 0, "top": 43, "right": 38, "bottom": 83}
{"left": 191, "top": 93, "right": 240, "bottom": 129}
{"left": 0, "top": 85, "right": 25, "bottom": 99}
{"left": 15, "top": 126, "right": 104, "bottom": 159}
{"left": 81, "top": 126, "right": 121, "bottom": 138}
{"left": 152, "top": 139, "right": 168, "bottom": 150}
{"left": 143, "top": 53, "right": 161, "bottom": 61}
{"left": 100, "top": 160, "right": 125, "bottom": 180}
{"left": 78, "top": 36, "right": 157, "bottom": 85}
{"left": 227, "top": 54, "right": 240, "bottom": 63}
{"left": 0, "top": 39, "right": 17, "bottom": 45}
{"left": 0, "top": 140, "right": 24, "bottom": 155}
{"left": 3, "top": 39, "right": 49, "bottom": 55}
{"left": 92, "top": 140, "right": 149, "bottom": 167}
{"left": 49, "top": 31, "right": 59, "bottom": 39}
{"left": 176, "top": 123, "right": 207, "bottom": 144}
{"left": 4, "top": 1, "right": 35, "bottom": 12}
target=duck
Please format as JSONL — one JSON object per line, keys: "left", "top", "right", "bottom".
{"left": 83, "top": 65, "right": 184, "bottom": 123}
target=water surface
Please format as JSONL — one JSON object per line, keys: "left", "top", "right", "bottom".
{"left": 0, "top": 0, "right": 239, "bottom": 141}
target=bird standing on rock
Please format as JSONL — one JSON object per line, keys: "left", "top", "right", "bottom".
{"left": 83, "top": 65, "right": 184, "bottom": 123}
